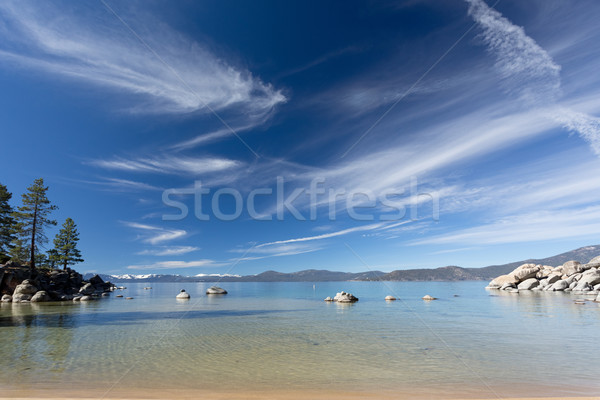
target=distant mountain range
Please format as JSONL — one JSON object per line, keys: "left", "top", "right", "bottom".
{"left": 84, "top": 245, "right": 600, "bottom": 283}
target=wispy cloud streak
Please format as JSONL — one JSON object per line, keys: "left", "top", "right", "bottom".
{"left": 0, "top": 1, "right": 285, "bottom": 117}
{"left": 466, "top": 0, "right": 600, "bottom": 154}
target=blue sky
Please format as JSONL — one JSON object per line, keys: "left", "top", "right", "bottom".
{"left": 1, "top": 0, "right": 600, "bottom": 275}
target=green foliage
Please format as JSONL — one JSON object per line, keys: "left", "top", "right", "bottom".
{"left": 8, "top": 233, "right": 30, "bottom": 264}
{"left": 0, "top": 182, "right": 16, "bottom": 259}
{"left": 53, "top": 218, "right": 83, "bottom": 270}
{"left": 12, "top": 178, "right": 57, "bottom": 269}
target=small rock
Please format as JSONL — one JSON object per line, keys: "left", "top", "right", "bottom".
{"left": 125, "top": 297, "right": 133, "bottom": 300}
{"left": 1, "top": 294, "right": 11, "bottom": 302}
{"left": 385, "top": 295, "right": 396, "bottom": 301}
{"left": 72, "top": 296, "right": 82, "bottom": 302}
{"left": 422, "top": 295, "right": 437, "bottom": 300}
{"left": 116, "top": 294, "right": 123, "bottom": 298}
{"left": 101, "top": 292, "right": 110, "bottom": 297}
{"left": 324, "top": 296, "right": 333, "bottom": 302}
{"left": 206, "top": 286, "right": 227, "bottom": 295}
{"left": 80, "top": 295, "right": 93, "bottom": 301}
{"left": 144, "top": 287, "right": 152, "bottom": 290}
{"left": 176, "top": 289, "right": 190, "bottom": 299}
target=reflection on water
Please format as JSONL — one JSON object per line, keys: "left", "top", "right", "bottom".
{"left": 1, "top": 281, "right": 600, "bottom": 398}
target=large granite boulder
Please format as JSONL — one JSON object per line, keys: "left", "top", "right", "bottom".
{"left": 176, "top": 289, "right": 190, "bottom": 299}
{"left": 550, "top": 280, "right": 569, "bottom": 291}
{"left": 510, "top": 264, "right": 540, "bottom": 282}
{"left": 488, "top": 274, "right": 519, "bottom": 289}
{"left": 206, "top": 286, "right": 227, "bottom": 295}
{"left": 587, "top": 256, "right": 600, "bottom": 268}
{"left": 574, "top": 270, "right": 600, "bottom": 290}
{"left": 79, "top": 283, "right": 94, "bottom": 295}
{"left": 12, "top": 293, "right": 32, "bottom": 302}
{"left": 562, "top": 261, "right": 582, "bottom": 276}
{"left": 14, "top": 280, "right": 38, "bottom": 295}
{"left": 500, "top": 282, "right": 517, "bottom": 290}
{"left": 517, "top": 278, "right": 539, "bottom": 290}
{"left": 336, "top": 292, "right": 359, "bottom": 303}
{"left": 31, "top": 291, "right": 51, "bottom": 302}
{"left": 547, "top": 274, "right": 561, "bottom": 284}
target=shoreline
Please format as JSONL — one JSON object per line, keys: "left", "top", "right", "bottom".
{"left": 2, "top": 394, "right": 600, "bottom": 400}
{"left": 3, "top": 385, "right": 600, "bottom": 400}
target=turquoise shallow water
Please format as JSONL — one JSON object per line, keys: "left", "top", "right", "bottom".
{"left": 1, "top": 281, "right": 599, "bottom": 398}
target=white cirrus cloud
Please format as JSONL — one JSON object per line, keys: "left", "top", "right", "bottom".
{"left": 0, "top": 1, "right": 285, "bottom": 117}
{"left": 122, "top": 221, "right": 187, "bottom": 245}
{"left": 136, "top": 246, "right": 200, "bottom": 256}
{"left": 465, "top": 0, "right": 600, "bottom": 155}
{"left": 89, "top": 155, "right": 240, "bottom": 175}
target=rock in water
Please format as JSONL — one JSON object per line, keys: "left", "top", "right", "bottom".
{"left": 31, "top": 291, "right": 50, "bottom": 302}
{"left": 510, "top": 264, "right": 540, "bottom": 282}
{"left": 79, "top": 283, "right": 94, "bottom": 295}
{"left": 517, "top": 278, "right": 540, "bottom": 290}
{"left": 324, "top": 297, "right": 333, "bottom": 302}
{"left": 422, "top": 295, "right": 437, "bottom": 300}
{"left": 116, "top": 294, "right": 123, "bottom": 298}
{"left": 176, "top": 289, "right": 190, "bottom": 299}
{"left": 206, "top": 286, "right": 227, "bottom": 295}
{"left": 13, "top": 280, "right": 38, "bottom": 295}
{"left": 385, "top": 295, "right": 396, "bottom": 301}
{"left": 562, "top": 260, "right": 582, "bottom": 276}
{"left": 550, "top": 280, "right": 569, "bottom": 291}
{"left": 125, "top": 297, "right": 134, "bottom": 300}
{"left": 488, "top": 274, "right": 518, "bottom": 289}
{"left": 336, "top": 292, "right": 359, "bottom": 303}
{"left": 80, "top": 296, "right": 93, "bottom": 301}
{"left": 1, "top": 294, "right": 11, "bottom": 302}
{"left": 12, "top": 293, "right": 32, "bottom": 302}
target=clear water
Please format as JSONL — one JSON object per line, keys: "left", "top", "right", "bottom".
{"left": 1, "top": 281, "right": 599, "bottom": 398}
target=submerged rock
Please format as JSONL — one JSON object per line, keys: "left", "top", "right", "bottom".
{"left": 176, "top": 289, "right": 190, "bottom": 299}
{"left": 206, "top": 286, "right": 227, "bottom": 295}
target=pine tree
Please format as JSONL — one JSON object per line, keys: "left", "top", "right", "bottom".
{"left": 53, "top": 218, "right": 83, "bottom": 270}
{"left": 0, "top": 182, "right": 16, "bottom": 262}
{"left": 12, "top": 178, "right": 57, "bottom": 270}
{"left": 8, "top": 231, "right": 30, "bottom": 264}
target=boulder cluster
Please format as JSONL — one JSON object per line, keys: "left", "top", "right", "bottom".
{"left": 0, "top": 262, "right": 114, "bottom": 303}
{"left": 487, "top": 256, "right": 600, "bottom": 301}
{"left": 324, "top": 291, "right": 359, "bottom": 303}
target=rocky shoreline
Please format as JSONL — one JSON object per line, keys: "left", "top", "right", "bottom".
{"left": 0, "top": 261, "right": 114, "bottom": 303}
{"left": 486, "top": 255, "right": 600, "bottom": 301}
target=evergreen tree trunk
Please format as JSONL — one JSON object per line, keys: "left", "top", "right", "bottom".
{"left": 30, "top": 204, "right": 38, "bottom": 270}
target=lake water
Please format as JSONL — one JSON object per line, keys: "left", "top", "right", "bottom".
{"left": 1, "top": 281, "right": 599, "bottom": 399}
